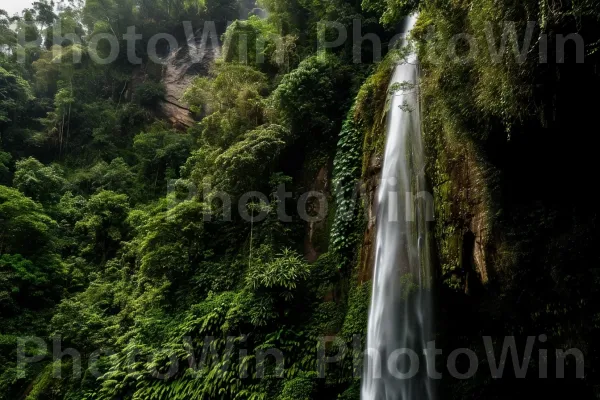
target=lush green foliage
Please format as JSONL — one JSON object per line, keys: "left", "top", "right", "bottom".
{"left": 134, "top": 81, "right": 166, "bottom": 107}
{"left": 362, "top": 0, "right": 419, "bottom": 27}
{"left": 0, "top": 1, "right": 375, "bottom": 399}
{"left": 222, "top": 16, "right": 298, "bottom": 73}
{"left": 184, "top": 63, "right": 268, "bottom": 147}
{"left": 330, "top": 108, "right": 363, "bottom": 258}
{"left": 269, "top": 54, "right": 349, "bottom": 148}
{"left": 0, "top": 185, "right": 56, "bottom": 258}
{"left": 13, "top": 157, "right": 66, "bottom": 204}
{"left": 0, "top": 66, "right": 33, "bottom": 125}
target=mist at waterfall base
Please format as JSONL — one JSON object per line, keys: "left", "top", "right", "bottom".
{"left": 361, "top": 15, "right": 435, "bottom": 400}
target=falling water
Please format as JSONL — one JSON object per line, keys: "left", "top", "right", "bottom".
{"left": 361, "top": 15, "right": 435, "bottom": 400}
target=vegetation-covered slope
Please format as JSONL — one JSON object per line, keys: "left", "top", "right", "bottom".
{"left": 0, "top": 0, "right": 384, "bottom": 398}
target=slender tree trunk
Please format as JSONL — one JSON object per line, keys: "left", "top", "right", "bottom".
{"left": 59, "top": 112, "right": 65, "bottom": 159}
{"left": 249, "top": 213, "right": 253, "bottom": 269}
{"left": 66, "top": 80, "right": 72, "bottom": 152}
{"left": 154, "top": 167, "right": 160, "bottom": 192}
{"left": 66, "top": 106, "right": 71, "bottom": 154}
{"left": 117, "top": 82, "right": 127, "bottom": 107}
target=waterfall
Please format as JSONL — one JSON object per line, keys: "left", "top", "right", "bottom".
{"left": 361, "top": 15, "right": 435, "bottom": 400}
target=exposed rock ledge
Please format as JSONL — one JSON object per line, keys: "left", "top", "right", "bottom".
{"left": 158, "top": 36, "right": 220, "bottom": 129}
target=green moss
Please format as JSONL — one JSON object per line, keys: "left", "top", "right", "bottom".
{"left": 354, "top": 60, "right": 394, "bottom": 177}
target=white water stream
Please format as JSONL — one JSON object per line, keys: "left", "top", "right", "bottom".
{"left": 361, "top": 15, "right": 435, "bottom": 400}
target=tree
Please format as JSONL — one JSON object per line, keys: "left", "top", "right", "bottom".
{"left": 18, "top": 10, "right": 41, "bottom": 45}
{"left": 74, "top": 190, "right": 130, "bottom": 262}
{"left": 269, "top": 54, "right": 349, "bottom": 146}
{"left": 85, "top": 102, "right": 149, "bottom": 161}
{"left": 0, "top": 150, "right": 10, "bottom": 184}
{"left": 361, "top": 0, "right": 419, "bottom": 27}
{"left": 134, "top": 81, "right": 165, "bottom": 107}
{"left": 33, "top": 1, "right": 58, "bottom": 31}
{"left": 52, "top": 191, "right": 87, "bottom": 259}
{"left": 246, "top": 247, "right": 310, "bottom": 301}
{"left": 214, "top": 124, "right": 289, "bottom": 193}
{"left": 13, "top": 157, "right": 66, "bottom": 204}
{"left": 77, "top": 157, "right": 139, "bottom": 199}
{"left": 222, "top": 17, "right": 298, "bottom": 73}
{"left": 0, "top": 9, "right": 17, "bottom": 52}
{"left": 82, "top": 0, "right": 132, "bottom": 36}
{"left": 42, "top": 6, "right": 84, "bottom": 49}
{"left": 49, "top": 85, "right": 75, "bottom": 156}
{"left": 133, "top": 125, "right": 191, "bottom": 193}
{"left": 258, "top": 0, "right": 307, "bottom": 34}
{"left": 0, "top": 254, "right": 47, "bottom": 314}
{"left": 133, "top": 200, "right": 207, "bottom": 280}
{"left": 0, "top": 185, "right": 56, "bottom": 257}
{"left": 0, "top": 66, "right": 33, "bottom": 127}
{"left": 184, "top": 63, "right": 268, "bottom": 147}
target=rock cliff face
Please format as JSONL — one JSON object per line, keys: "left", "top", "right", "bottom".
{"left": 433, "top": 137, "right": 492, "bottom": 291}
{"left": 357, "top": 152, "right": 381, "bottom": 283}
{"left": 304, "top": 165, "right": 331, "bottom": 263}
{"left": 158, "top": 36, "right": 219, "bottom": 129}
{"left": 351, "top": 63, "right": 393, "bottom": 284}
{"left": 354, "top": 69, "right": 493, "bottom": 292}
